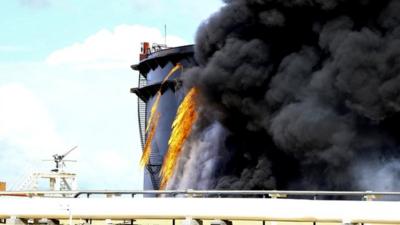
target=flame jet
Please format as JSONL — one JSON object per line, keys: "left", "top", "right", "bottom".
{"left": 160, "top": 87, "right": 198, "bottom": 189}
{"left": 146, "top": 63, "right": 183, "bottom": 132}
{"left": 140, "top": 63, "right": 183, "bottom": 167}
{"left": 140, "top": 113, "right": 160, "bottom": 167}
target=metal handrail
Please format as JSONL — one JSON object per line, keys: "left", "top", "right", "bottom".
{"left": 1, "top": 190, "right": 400, "bottom": 199}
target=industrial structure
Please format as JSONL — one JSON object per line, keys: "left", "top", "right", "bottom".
{"left": 1, "top": 44, "right": 400, "bottom": 225}
{"left": 9, "top": 147, "right": 78, "bottom": 192}
{"left": 2, "top": 190, "right": 400, "bottom": 225}
{"left": 131, "top": 43, "right": 196, "bottom": 190}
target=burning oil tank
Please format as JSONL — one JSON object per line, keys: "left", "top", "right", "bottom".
{"left": 131, "top": 43, "right": 196, "bottom": 190}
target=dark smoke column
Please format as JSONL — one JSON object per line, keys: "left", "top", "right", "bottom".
{"left": 174, "top": 0, "right": 400, "bottom": 191}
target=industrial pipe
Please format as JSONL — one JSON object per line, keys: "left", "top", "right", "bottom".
{"left": 1, "top": 197, "right": 400, "bottom": 223}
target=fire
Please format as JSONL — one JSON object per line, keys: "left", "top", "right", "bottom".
{"left": 140, "top": 63, "right": 183, "bottom": 166}
{"left": 146, "top": 93, "right": 161, "bottom": 133}
{"left": 160, "top": 87, "right": 198, "bottom": 189}
{"left": 145, "top": 63, "right": 182, "bottom": 132}
{"left": 140, "top": 113, "right": 160, "bottom": 167}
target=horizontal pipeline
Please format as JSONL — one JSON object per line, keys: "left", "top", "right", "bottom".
{"left": 1, "top": 197, "right": 400, "bottom": 223}
{"left": 1, "top": 190, "right": 400, "bottom": 198}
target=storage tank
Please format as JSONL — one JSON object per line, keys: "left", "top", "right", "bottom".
{"left": 131, "top": 43, "right": 196, "bottom": 190}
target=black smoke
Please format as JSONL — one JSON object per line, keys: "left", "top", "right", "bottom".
{"left": 172, "top": 0, "right": 400, "bottom": 191}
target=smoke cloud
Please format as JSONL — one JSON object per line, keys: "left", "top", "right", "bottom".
{"left": 167, "top": 122, "right": 229, "bottom": 190}
{"left": 174, "top": 0, "right": 400, "bottom": 191}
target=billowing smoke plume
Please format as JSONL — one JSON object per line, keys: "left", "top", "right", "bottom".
{"left": 171, "top": 0, "right": 400, "bottom": 191}
{"left": 168, "top": 122, "right": 229, "bottom": 189}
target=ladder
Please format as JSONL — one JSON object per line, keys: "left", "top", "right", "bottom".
{"left": 137, "top": 74, "right": 147, "bottom": 149}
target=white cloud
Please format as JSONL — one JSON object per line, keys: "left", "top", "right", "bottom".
{"left": 0, "top": 83, "right": 73, "bottom": 189}
{"left": 45, "top": 24, "right": 188, "bottom": 69}
{"left": 0, "top": 84, "right": 66, "bottom": 154}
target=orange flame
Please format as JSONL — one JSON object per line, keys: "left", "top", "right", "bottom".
{"left": 160, "top": 87, "right": 198, "bottom": 189}
{"left": 145, "top": 93, "right": 161, "bottom": 133}
{"left": 145, "top": 63, "right": 182, "bottom": 132}
{"left": 140, "top": 112, "right": 160, "bottom": 167}
{"left": 140, "top": 63, "right": 183, "bottom": 167}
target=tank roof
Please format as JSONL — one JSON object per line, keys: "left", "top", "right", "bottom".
{"left": 131, "top": 45, "right": 194, "bottom": 76}
{"left": 130, "top": 80, "right": 181, "bottom": 102}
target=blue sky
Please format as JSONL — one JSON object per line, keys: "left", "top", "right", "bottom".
{"left": 0, "top": 0, "right": 223, "bottom": 190}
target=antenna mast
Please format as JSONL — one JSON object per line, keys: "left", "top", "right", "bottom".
{"left": 164, "top": 24, "right": 167, "bottom": 46}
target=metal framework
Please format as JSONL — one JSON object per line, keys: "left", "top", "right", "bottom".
{"left": 13, "top": 172, "right": 76, "bottom": 192}
{"left": 137, "top": 73, "right": 147, "bottom": 149}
